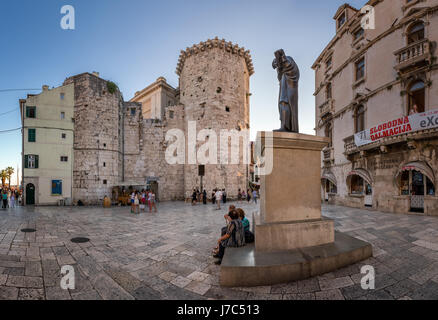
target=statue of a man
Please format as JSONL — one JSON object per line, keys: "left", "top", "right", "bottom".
{"left": 272, "top": 49, "right": 300, "bottom": 133}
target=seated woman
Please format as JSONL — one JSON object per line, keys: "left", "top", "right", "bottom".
{"left": 213, "top": 210, "right": 245, "bottom": 265}
{"left": 236, "top": 208, "right": 254, "bottom": 243}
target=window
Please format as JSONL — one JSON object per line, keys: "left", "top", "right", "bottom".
{"left": 326, "top": 83, "right": 332, "bottom": 100}
{"left": 103, "top": 143, "right": 107, "bottom": 148}
{"left": 103, "top": 162, "right": 106, "bottom": 167}
{"left": 350, "top": 175, "right": 364, "bottom": 194}
{"left": 28, "top": 128, "right": 36, "bottom": 142}
{"left": 326, "top": 57, "right": 332, "bottom": 69}
{"left": 355, "top": 105, "right": 365, "bottom": 133}
{"left": 60, "top": 112, "right": 65, "bottom": 119}
{"left": 407, "top": 80, "right": 425, "bottom": 114}
{"left": 60, "top": 93, "right": 65, "bottom": 100}
{"left": 400, "top": 171, "right": 410, "bottom": 195}
{"left": 225, "top": 106, "right": 230, "bottom": 112}
{"left": 62, "top": 133, "right": 66, "bottom": 139}
{"left": 130, "top": 108, "right": 136, "bottom": 115}
{"left": 407, "top": 22, "right": 424, "bottom": 44}
{"left": 24, "top": 155, "right": 39, "bottom": 169}
{"left": 337, "top": 12, "right": 346, "bottom": 29}
{"left": 60, "top": 156, "right": 68, "bottom": 162}
{"left": 169, "top": 110, "right": 174, "bottom": 119}
{"left": 103, "top": 180, "right": 107, "bottom": 185}
{"left": 325, "top": 180, "right": 337, "bottom": 194}
{"left": 51, "top": 180, "right": 62, "bottom": 195}
{"left": 355, "top": 58, "right": 365, "bottom": 81}
{"left": 354, "top": 28, "right": 364, "bottom": 41}
{"left": 399, "top": 170, "right": 435, "bottom": 196}
{"left": 26, "top": 106, "right": 36, "bottom": 118}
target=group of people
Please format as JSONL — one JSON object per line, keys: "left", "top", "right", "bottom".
{"left": 130, "top": 189, "right": 157, "bottom": 214}
{"left": 0, "top": 188, "right": 19, "bottom": 209}
{"left": 213, "top": 205, "right": 254, "bottom": 265}
{"left": 190, "top": 188, "right": 259, "bottom": 209}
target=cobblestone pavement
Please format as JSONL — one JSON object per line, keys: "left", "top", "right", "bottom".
{"left": 1, "top": 202, "right": 438, "bottom": 300}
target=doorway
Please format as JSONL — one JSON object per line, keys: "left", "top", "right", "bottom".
{"left": 149, "top": 181, "right": 159, "bottom": 202}
{"left": 26, "top": 183, "right": 35, "bottom": 205}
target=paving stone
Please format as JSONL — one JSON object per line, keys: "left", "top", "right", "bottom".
{"left": 0, "top": 286, "right": 19, "bottom": 299}
{"left": 315, "top": 289, "right": 345, "bottom": 300}
{"left": 384, "top": 279, "right": 420, "bottom": 299}
{"left": 319, "top": 276, "right": 354, "bottom": 291}
{"left": 18, "top": 288, "right": 45, "bottom": 300}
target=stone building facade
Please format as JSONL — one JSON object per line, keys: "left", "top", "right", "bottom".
{"left": 22, "top": 38, "right": 254, "bottom": 205}
{"left": 314, "top": 0, "right": 438, "bottom": 215}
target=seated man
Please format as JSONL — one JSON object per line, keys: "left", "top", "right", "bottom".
{"left": 213, "top": 210, "right": 245, "bottom": 265}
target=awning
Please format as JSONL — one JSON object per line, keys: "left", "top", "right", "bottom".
{"left": 347, "top": 168, "right": 373, "bottom": 185}
{"left": 321, "top": 170, "right": 337, "bottom": 186}
{"left": 396, "top": 161, "right": 435, "bottom": 184}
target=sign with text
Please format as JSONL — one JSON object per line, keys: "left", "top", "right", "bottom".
{"left": 354, "top": 108, "right": 438, "bottom": 147}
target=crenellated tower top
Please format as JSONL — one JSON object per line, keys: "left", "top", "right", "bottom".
{"left": 176, "top": 37, "right": 254, "bottom": 76}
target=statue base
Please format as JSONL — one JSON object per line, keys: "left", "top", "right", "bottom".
{"left": 220, "top": 131, "right": 372, "bottom": 286}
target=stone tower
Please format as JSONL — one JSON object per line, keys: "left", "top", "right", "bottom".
{"left": 64, "top": 72, "right": 124, "bottom": 204}
{"left": 176, "top": 38, "right": 254, "bottom": 197}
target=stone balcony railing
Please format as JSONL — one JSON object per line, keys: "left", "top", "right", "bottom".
{"left": 344, "top": 135, "right": 357, "bottom": 155}
{"left": 394, "top": 39, "right": 431, "bottom": 72}
{"left": 318, "top": 99, "right": 334, "bottom": 118}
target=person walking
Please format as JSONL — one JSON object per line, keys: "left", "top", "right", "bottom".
{"left": 252, "top": 189, "right": 258, "bottom": 204}
{"left": 149, "top": 191, "right": 157, "bottom": 213}
{"left": 2, "top": 191, "right": 8, "bottom": 209}
{"left": 130, "top": 191, "right": 135, "bottom": 213}
{"left": 215, "top": 189, "right": 222, "bottom": 210}
{"left": 222, "top": 189, "right": 227, "bottom": 204}
{"left": 246, "top": 189, "right": 251, "bottom": 203}
{"left": 191, "top": 189, "right": 197, "bottom": 206}
{"left": 202, "top": 189, "right": 207, "bottom": 205}
{"left": 10, "top": 192, "right": 15, "bottom": 208}
{"left": 211, "top": 190, "right": 216, "bottom": 205}
{"left": 134, "top": 192, "right": 140, "bottom": 214}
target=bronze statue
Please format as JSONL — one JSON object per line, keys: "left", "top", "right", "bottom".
{"left": 272, "top": 49, "right": 300, "bottom": 133}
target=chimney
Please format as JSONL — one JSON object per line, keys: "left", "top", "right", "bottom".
{"left": 42, "top": 85, "right": 49, "bottom": 92}
{"left": 92, "top": 71, "right": 100, "bottom": 78}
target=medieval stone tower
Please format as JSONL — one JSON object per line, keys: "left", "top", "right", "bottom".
{"left": 64, "top": 72, "right": 124, "bottom": 204}
{"left": 176, "top": 37, "right": 254, "bottom": 197}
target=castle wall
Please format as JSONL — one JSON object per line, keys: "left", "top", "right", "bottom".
{"left": 177, "top": 39, "right": 253, "bottom": 198}
{"left": 64, "top": 73, "right": 124, "bottom": 204}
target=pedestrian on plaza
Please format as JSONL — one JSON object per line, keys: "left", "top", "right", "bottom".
{"left": 215, "top": 189, "right": 223, "bottom": 210}
{"left": 140, "top": 189, "right": 146, "bottom": 212}
{"left": 130, "top": 191, "right": 135, "bottom": 213}
{"left": 237, "top": 188, "right": 242, "bottom": 202}
{"left": 192, "top": 188, "right": 197, "bottom": 206}
{"left": 149, "top": 191, "right": 157, "bottom": 213}
{"left": 222, "top": 189, "right": 227, "bottom": 204}
{"left": 2, "top": 191, "right": 8, "bottom": 209}
{"left": 252, "top": 189, "right": 258, "bottom": 204}
{"left": 246, "top": 189, "right": 251, "bottom": 203}
{"left": 134, "top": 191, "right": 140, "bottom": 214}
{"left": 202, "top": 189, "right": 207, "bottom": 205}
{"left": 211, "top": 190, "right": 216, "bottom": 205}
{"left": 10, "top": 192, "right": 15, "bottom": 208}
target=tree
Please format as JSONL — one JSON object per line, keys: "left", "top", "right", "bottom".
{"left": 0, "top": 170, "right": 7, "bottom": 188}
{"left": 5, "top": 167, "right": 14, "bottom": 187}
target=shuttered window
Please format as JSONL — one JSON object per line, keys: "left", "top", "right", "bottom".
{"left": 28, "top": 129, "right": 36, "bottom": 142}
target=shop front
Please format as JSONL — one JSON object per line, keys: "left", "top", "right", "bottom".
{"left": 346, "top": 168, "right": 373, "bottom": 208}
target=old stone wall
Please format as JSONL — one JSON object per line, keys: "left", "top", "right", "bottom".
{"left": 64, "top": 73, "right": 124, "bottom": 204}
{"left": 177, "top": 39, "right": 253, "bottom": 198}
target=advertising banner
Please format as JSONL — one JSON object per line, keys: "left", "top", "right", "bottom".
{"left": 354, "top": 108, "right": 438, "bottom": 147}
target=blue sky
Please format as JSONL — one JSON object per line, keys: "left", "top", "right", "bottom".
{"left": 0, "top": 0, "right": 368, "bottom": 185}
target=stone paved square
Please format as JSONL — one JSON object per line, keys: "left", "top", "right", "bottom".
{"left": 1, "top": 202, "right": 438, "bottom": 300}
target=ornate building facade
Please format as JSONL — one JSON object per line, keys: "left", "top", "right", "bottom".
{"left": 314, "top": 0, "right": 438, "bottom": 215}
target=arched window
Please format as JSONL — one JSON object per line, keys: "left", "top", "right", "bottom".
{"left": 355, "top": 105, "right": 365, "bottom": 133}
{"left": 407, "top": 22, "right": 425, "bottom": 44}
{"left": 407, "top": 80, "right": 425, "bottom": 114}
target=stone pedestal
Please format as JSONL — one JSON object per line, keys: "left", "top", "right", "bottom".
{"left": 255, "top": 132, "right": 333, "bottom": 251}
{"left": 219, "top": 131, "right": 372, "bottom": 287}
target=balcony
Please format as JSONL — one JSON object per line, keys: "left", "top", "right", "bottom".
{"left": 319, "top": 99, "right": 334, "bottom": 118}
{"left": 394, "top": 39, "right": 431, "bottom": 72}
{"left": 344, "top": 135, "right": 358, "bottom": 155}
